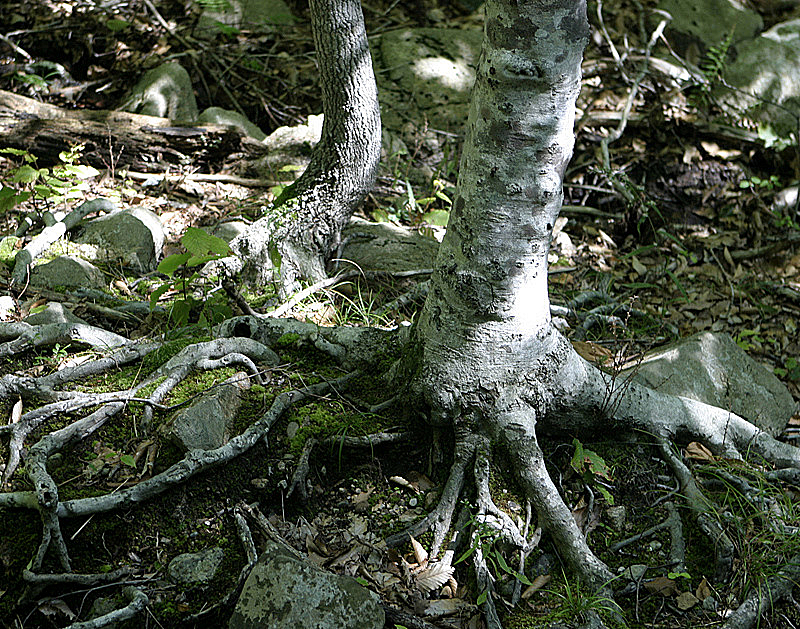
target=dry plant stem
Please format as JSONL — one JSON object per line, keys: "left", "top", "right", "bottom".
{"left": 722, "top": 555, "right": 800, "bottom": 629}
{"left": 656, "top": 438, "right": 734, "bottom": 582}
{"left": 4, "top": 373, "right": 357, "bottom": 517}
{"left": 0, "top": 322, "right": 129, "bottom": 357}
{"left": 64, "top": 586, "right": 149, "bottom": 629}
{"left": 385, "top": 426, "right": 478, "bottom": 554}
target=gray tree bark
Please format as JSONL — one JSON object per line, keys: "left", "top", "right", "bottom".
{"left": 410, "top": 0, "right": 800, "bottom": 617}
{"left": 231, "top": 0, "right": 381, "bottom": 297}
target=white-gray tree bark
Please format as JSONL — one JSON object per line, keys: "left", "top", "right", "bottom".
{"left": 231, "top": 0, "right": 381, "bottom": 297}
{"left": 409, "top": 0, "right": 800, "bottom": 613}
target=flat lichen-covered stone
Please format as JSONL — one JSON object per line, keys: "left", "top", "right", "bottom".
{"left": 619, "top": 331, "right": 795, "bottom": 437}
{"left": 229, "top": 540, "right": 384, "bottom": 629}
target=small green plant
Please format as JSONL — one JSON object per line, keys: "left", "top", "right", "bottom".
{"left": 150, "top": 227, "right": 233, "bottom": 328}
{"left": 775, "top": 357, "right": 800, "bottom": 381}
{"left": 739, "top": 174, "right": 779, "bottom": 192}
{"left": 700, "top": 29, "right": 734, "bottom": 89}
{"left": 0, "top": 145, "right": 99, "bottom": 212}
{"left": 544, "top": 572, "right": 625, "bottom": 627}
{"left": 456, "top": 514, "right": 533, "bottom": 606}
{"left": 734, "top": 328, "right": 764, "bottom": 351}
{"left": 570, "top": 438, "right": 614, "bottom": 505}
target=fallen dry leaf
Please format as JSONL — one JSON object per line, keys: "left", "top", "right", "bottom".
{"left": 677, "top": 591, "right": 700, "bottom": 610}
{"left": 685, "top": 442, "right": 715, "bottom": 462}
{"left": 644, "top": 576, "right": 679, "bottom": 597}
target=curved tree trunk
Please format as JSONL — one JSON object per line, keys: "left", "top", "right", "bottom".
{"left": 410, "top": 0, "right": 800, "bottom": 618}
{"left": 231, "top": 0, "right": 381, "bottom": 297}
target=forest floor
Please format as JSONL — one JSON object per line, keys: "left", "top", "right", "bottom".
{"left": 1, "top": 0, "right": 800, "bottom": 628}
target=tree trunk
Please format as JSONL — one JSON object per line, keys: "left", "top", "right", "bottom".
{"left": 410, "top": 0, "right": 800, "bottom": 615}
{"left": 231, "top": 0, "right": 381, "bottom": 297}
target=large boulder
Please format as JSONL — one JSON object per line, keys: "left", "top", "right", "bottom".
{"left": 721, "top": 19, "right": 800, "bottom": 138}
{"left": 198, "top": 107, "right": 266, "bottom": 141}
{"left": 162, "top": 372, "right": 250, "bottom": 451}
{"left": 118, "top": 62, "right": 198, "bottom": 122}
{"left": 619, "top": 331, "right": 796, "bottom": 437}
{"left": 229, "top": 540, "right": 384, "bottom": 629}
{"left": 657, "top": 0, "right": 762, "bottom": 54}
{"left": 340, "top": 217, "right": 439, "bottom": 273}
{"left": 377, "top": 28, "right": 482, "bottom": 134}
{"left": 30, "top": 255, "right": 105, "bottom": 290}
{"left": 168, "top": 547, "right": 225, "bottom": 585}
{"left": 77, "top": 208, "right": 165, "bottom": 273}
{"left": 195, "top": 0, "right": 295, "bottom": 39}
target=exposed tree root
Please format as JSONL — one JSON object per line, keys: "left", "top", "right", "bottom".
{"left": 385, "top": 423, "right": 480, "bottom": 556}
{"left": 64, "top": 586, "right": 149, "bottom": 629}
{"left": 287, "top": 430, "right": 411, "bottom": 500}
{"left": 1, "top": 331, "right": 354, "bottom": 575}
{"left": 722, "top": 554, "right": 800, "bottom": 629}
{"left": 0, "top": 321, "right": 129, "bottom": 357}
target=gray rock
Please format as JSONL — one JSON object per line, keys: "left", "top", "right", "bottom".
{"left": 212, "top": 221, "right": 249, "bottom": 242}
{"left": 377, "top": 28, "right": 482, "bottom": 134}
{"left": 168, "top": 547, "right": 225, "bottom": 585}
{"left": 721, "top": 19, "right": 800, "bottom": 137}
{"left": 340, "top": 216, "right": 439, "bottom": 273}
{"left": 198, "top": 107, "right": 266, "bottom": 141}
{"left": 229, "top": 540, "right": 384, "bottom": 629}
{"left": 77, "top": 208, "right": 165, "bottom": 272}
{"left": 657, "top": 0, "right": 762, "bottom": 54}
{"left": 255, "top": 113, "right": 323, "bottom": 179}
{"left": 195, "top": 0, "right": 295, "bottom": 39}
{"left": 619, "top": 331, "right": 795, "bottom": 437}
{"left": 118, "top": 62, "right": 198, "bottom": 122}
{"left": 30, "top": 256, "right": 105, "bottom": 290}
{"left": 0, "top": 295, "right": 15, "bottom": 321}
{"left": 24, "top": 302, "right": 86, "bottom": 326}
{"left": 163, "top": 372, "right": 250, "bottom": 451}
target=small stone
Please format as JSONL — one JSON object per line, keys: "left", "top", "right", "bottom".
{"left": 286, "top": 422, "right": 299, "bottom": 440}
{"left": 647, "top": 541, "right": 662, "bottom": 551}
{"left": 703, "top": 595, "right": 719, "bottom": 611}
{"left": 168, "top": 547, "right": 224, "bottom": 585}
{"left": 623, "top": 564, "right": 648, "bottom": 581}
{"left": 605, "top": 505, "right": 627, "bottom": 530}
{"left": 408, "top": 497, "right": 418, "bottom": 507}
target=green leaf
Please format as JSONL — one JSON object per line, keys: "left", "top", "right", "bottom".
{"left": 0, "top": 147, "right": 34, "bottom": 159}
{"left": 11, "top": 164, "right": 41, "bottom": 184}
{"left": 477, "top": 590, "right": 488, "bottom": 606}
{"left": 496, "top": 551, "right": 512, "bottom": 574}
{"left": 106, "top": 18, "right": 130, "bottom": 31}
{"left": 181, "top": 227, "right": 231, "bottom": 257}
{"left": 120, "top": 454, "right": 136, "bottom": 468}
{"left": 169, "top": 299, "right": 192, "bottom": 327}
{"left": 421, "top": 209, "right": 450, "bottom": 226}
{"left": 186, "top": 253, "right": 220, "bottom": 268}
{"left": 158, "top": 253, "right": 191, "bottom": 277}
{"left": 149, "top": 283, "right": 171, "bottom": 308}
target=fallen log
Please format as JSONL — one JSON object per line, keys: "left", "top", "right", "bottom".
{"left": 0, "top": 89, "right": 267, "bottom": 172}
